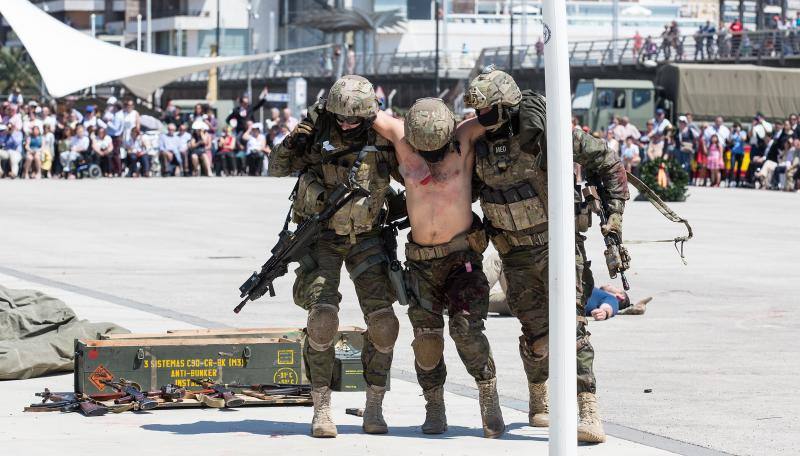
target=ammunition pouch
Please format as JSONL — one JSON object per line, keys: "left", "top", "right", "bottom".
{"left": 489, "top": 229, "right": 548, "bottom": 255}
{"left": 292, "top": 172, "right": 326, "bottom": 223}
{"left": 480, "top": 182, "right": 547, "bottom": 233}
{"left": 322, "top": 159, "right": 389, "bottom": 237}
{"left": 575, "top": 202, "right": 592, "bottom": 233}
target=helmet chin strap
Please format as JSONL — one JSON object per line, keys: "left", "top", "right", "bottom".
{"left": 478, "top": 105, "right": 509, "bottom": 132}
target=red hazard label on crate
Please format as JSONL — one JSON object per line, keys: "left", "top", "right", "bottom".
{"left": 89, "top": 364, "right": 114, "bottom": 391}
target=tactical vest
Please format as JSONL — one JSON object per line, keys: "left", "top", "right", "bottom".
{"left": 475, "top": 132, "right": 548, "bottom": 234}
{"left": 292, "top": 119, "right": 393, "bottom": 238}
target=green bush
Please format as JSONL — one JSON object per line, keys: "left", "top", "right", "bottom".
{"left": 636, "top": 157, "right": 689, "bottom": 202}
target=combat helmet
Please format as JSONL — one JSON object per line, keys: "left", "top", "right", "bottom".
{"left": 326, "top": 75, "right": 380, "bottom": 119}
{"left": 404, "top": 98, "right": 456, "bottom": 161}
{"left": 463, "top": 66, "right": 522, "bottom": 110}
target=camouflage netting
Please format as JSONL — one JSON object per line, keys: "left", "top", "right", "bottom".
{"left": 0, "top": 285, "right": 129, "bottom": 380}
{"left": 404, "top": 98, "right": 456, "bottom": 151}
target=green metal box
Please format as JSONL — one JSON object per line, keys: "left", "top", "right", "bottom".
{"left": 74, "top": 337, "right": 303, "bottom": 394}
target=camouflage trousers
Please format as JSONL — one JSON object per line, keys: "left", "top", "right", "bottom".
{"left": 293, "top": 228, "right": 396, "bottom": 388}
{"left": 497, "top": 233, "right": 597, "bottom": 394}
{"left": 405, "top": 246, "right": 495, "bottom": 391}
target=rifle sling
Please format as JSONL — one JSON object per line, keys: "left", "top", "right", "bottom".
{"left": 624, "top": 171, "right": 694, "bottom": 264}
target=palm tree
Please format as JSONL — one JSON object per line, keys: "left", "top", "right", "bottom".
{"left": 0, "top": 47, "right": 43, "bottom": 97}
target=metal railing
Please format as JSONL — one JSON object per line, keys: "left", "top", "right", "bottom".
{"left": 475, "top": 29, "right": 800, "bottom": 72}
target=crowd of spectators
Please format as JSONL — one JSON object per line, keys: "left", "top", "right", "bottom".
{"left": 0, "top": 89, "right": 300, "bottom": 179}
{"left": 586, "top": 110, "right": 800, "bottom": 192}
{"left": 632, "top": 14, "right": 800, "bottom": 63}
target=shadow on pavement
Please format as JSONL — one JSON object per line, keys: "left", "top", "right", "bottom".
{"left": 141, "top": 419, "right": 547, "bottom": 441}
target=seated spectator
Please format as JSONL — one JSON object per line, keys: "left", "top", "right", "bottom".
{"left": 272, "top": 125, "right": 290, "bottom": 147}
{"left": 188, "top": 120, "right": 212, "bottom": 176}
{"left": 158, "top": 123, "right": 184, "bottom": 177}
{"left": 244, "top": 123, "right": 269, "bottom": 176}
{"left": 785, "top": 139, "right": 800, "bottom": 192}
{"left": 771, "top": 138, "right": 796, "bottom": 189}
{"left": 280, "top": 107, "right": 299, "bottom": 131}
{"left": 125, "top": 127, "right": 151, "bottom": 177}
{"left": 746, "top": 114, "right": 772, "bottom": 185}
{"left": 22, "top": 124, "right": 43, "bottom": 179}
{"left": 92, "top": 127, "right": 114, "bottom": 177}
{"left": 620, "top": 136, "right": 641, "bottom": 173}
{"left": 756, "top": 120, "right": 792, "bottom": 189}
{"left": 61, "top": 124, "right": 90, "bottom": 177}
{"left": 216, "top": 126, "right": 236, "bottom": 176}
{"left": 0, "top": 123, "right": 24, "bottom": 178}
{"left": 57, "top": 127, "right": 73, "bottom": 178}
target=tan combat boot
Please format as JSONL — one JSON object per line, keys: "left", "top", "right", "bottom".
{"left": 577, "top": 392, "right": 606, "bottom": 443}
{"left": 310, "top": 386, "right": 337, "bottom": 438}
{"left": 528, "top": 381, "right": 550, "bottom": 427}
{"left": 363, "top": 385, "right": 388, "bottom": 434}
{"left": 421, "top": 386, "right": 447, "bottom": 434}
{"left": 476, "top": 378, "right": 505, "bottom": 438}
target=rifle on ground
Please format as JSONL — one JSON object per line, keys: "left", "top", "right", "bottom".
{"left": 582, "top": 183, "right": 631, "bottom": 290}
{"left": 190, "top": 379, "right": 245, "bottom": 408}
{"left": 236, "top": 182, "right": 369, "bottom": 313}
{"left": 225, "top": 383, "right": 311, "bottom": 397}
{"left": 102, "top": 379, "right": 159, "bottom": 411}
{"left": 29, "top": 389, "right": 108, "bottom": 416}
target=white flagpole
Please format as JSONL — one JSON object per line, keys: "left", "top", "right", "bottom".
{"left": 542, "top": 0, "right": 578, "bottom": 454}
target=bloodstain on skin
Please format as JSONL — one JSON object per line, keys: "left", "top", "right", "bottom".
{"left": 420, "top": 175, "right": 432, "bottom": 186}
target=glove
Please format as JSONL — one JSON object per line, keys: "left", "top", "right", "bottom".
{"left": 601, "top": 212, "right": 623, "bottom": 239}
{"left": 290, "top": 119, "right": 314, "bottom": 150}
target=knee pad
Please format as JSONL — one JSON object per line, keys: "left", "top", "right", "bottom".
{"left": 411, "top": 328, "right": 444, "bottom": 371}
{"left": 521, "top": 334, "right": 549, "bottom": 362}
{"left": 366, "top": 308, "right": 399, "bottom": 354}
{"left": 306, "top": 304, "right": 339, "bottom": 352}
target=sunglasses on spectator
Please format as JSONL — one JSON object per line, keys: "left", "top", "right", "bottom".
{"left": 334, "top": 114, "right": 362, "bottom": 125}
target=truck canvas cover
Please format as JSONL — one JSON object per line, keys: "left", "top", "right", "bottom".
{"left": 656, "top": 63, "right": 800, "bottom": 121}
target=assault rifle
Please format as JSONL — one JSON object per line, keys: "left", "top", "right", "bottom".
{"left": 236, "top": 182, "right": 369, "bottom": 313}
{"left": 225, "top": 383, "right": 312, "bottom": 396}
{"left": 582, "top": 182, "right": 631, "bottom": 291}
{"left": 190, "top": 379, "right": 245, "bottom": 407}
{"left": 30, "top": 389, "right": 108, "bottom": 416}
{"left": 380, "top": 187, "right": 410, "bottom": 306}
{"left": 102, "top": 379, "right": 159, "bottom": 411}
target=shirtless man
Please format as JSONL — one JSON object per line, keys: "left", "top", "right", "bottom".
{"left": 373, "top": 98, "right": 504, "bottom": 438}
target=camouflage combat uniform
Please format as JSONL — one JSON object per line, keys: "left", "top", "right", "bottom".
{"left": 268, "top": 75, "right": 400, "bottom": 437}
{"left": 465, "top": 69, "right": 629, "bottom": 442}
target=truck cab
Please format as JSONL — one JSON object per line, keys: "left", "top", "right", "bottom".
{"left": 572, "top": 79, "right": 656, "bottom": 133}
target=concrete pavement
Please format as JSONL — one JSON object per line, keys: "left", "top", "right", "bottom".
{"left": 1, "top": 177, "right": 797, "bottom": 455}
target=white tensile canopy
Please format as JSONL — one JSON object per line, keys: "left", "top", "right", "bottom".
{"left": 0, "top": 0, "right": 329, "bottom": 98}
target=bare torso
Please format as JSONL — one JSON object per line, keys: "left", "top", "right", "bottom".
{"left": 374, "top": 112, "right": 483, "bottom": 246}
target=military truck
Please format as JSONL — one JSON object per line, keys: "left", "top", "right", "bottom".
{"left": 571, "top": 79, "right": 655, "bottom": 133}
{"left": 572, "top": 64, "right": 800, "bottom": 132}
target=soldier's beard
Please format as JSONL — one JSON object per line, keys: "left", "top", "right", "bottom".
{"left": 418, "top": 144, "right": 450, "bottom": 164}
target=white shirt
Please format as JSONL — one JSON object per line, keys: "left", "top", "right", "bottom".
{"left": 704, "top": 124, "right": 730, "bottom": 146}
{"left": 651, "top": 117, "right": 673, "bottom": 135}
{"left": 247, "top": 134, "right": 266, "bottom": 153}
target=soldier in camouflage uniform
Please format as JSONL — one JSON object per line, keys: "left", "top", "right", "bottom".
{"left": 269, "top": 75, "right": 401, "bottom": 438}
{"left": 373, "top": 98, "right": 504, "bottom": 438}
{"left": 464, "top": 68, "right": 629, "bottom": 443}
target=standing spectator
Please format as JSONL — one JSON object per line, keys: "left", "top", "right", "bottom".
{"left": 717, "top": 26, "right": 731, "bottom": 58}
{"left": 225, "top": 90, "right": 268, "bottom": 136}
{"left": 706, "top": 134, "right": 724, "bottom": 187}
{"left": 346, "top": 44, "right": 356, "bottom": 74}
{"left": 694, "top": 124, "right": 709, "bottom": 185}
{"left": 23, "top": 125, "right": 43, "bottom": 179}
{"left": 0, "top": 123, "right": 24, "bottom": 178}
{"left": 272, "top": 124, "right": 290, "bottom": 147}
{"left": 789, "top": 113, "right": 800, "bottom": 138}
{"left": 92, "top": 127, "right": 114, "bottom": 177}
{"left": 265, "top": 107, "right": 281, "bottom": 130}
{"left": 104, "top": 98, "right": 125, "bottom": 175}
{"left": 727, "top": 122, "right": 747, "bottom": 186}
{"left": 82, "top": 105, "right": 106, "bottom": 131}
{"left": 57, "top": 127, "right": 73, "bottom": 178}
{"left": 694, "top": 24, "right": 706, "bottom": 60}
{"left": 651, "top": 109, "right": 673, "bottom": 135}
{"left": 188, "top": 120, "right": 212, "bottom": 176}
{"left": 633, "top": 31, "right": 643, "bottom": 62}
{"left": 704, "top": 20, "right": 717, "bottom": 58}
{"left": 612, "top": 116, "right": 640, "bottom": 142}
{"left": 676, "top": 115, "right": 699, "bottom": 173}
{"left": 7, "top": 86, "right": 23, "bottom": 106}
{"left": 703, "top": 116, "right": 730, "bottom": 146}
{"left": 41, "top": 123, "right": 55, "bottom": 178}
{"left": 162, "top": 101, "right": 180, "bottom": 125}
{"left": 604, "top": 129, "right": 619, "bottom": 156}
{"left": 730, "top": 19, "right": 744, "bottom": 55}
{"left": 216, "top": 126, "right": 236, "bottom": 176}
{"left": 620, "top": 136, "right": 641, "bottom": 173}
{"left": 280, "top": 107, "right": 299, "bottom": 131}
{"left": 121, "top": 99, "right": 140, "bottom": 175}
{"left": 535, "top": 36, "right": 545, "bottom": 68}
{"left": 646, "top": 132, "right": 665, "bottom": 162}
{"left": 158, "top": 123, "right": 184, "bottom": 177}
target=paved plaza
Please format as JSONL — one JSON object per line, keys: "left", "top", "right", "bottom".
{"left": 1, "top": 178, "right": 797, "bottom": 455}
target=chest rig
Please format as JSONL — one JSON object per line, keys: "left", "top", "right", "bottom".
{"left": 475, "top": 119, "right": 548, "bottom": 234}
{"left": 292, "top": 117, "right": 393, "bottom": 239}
